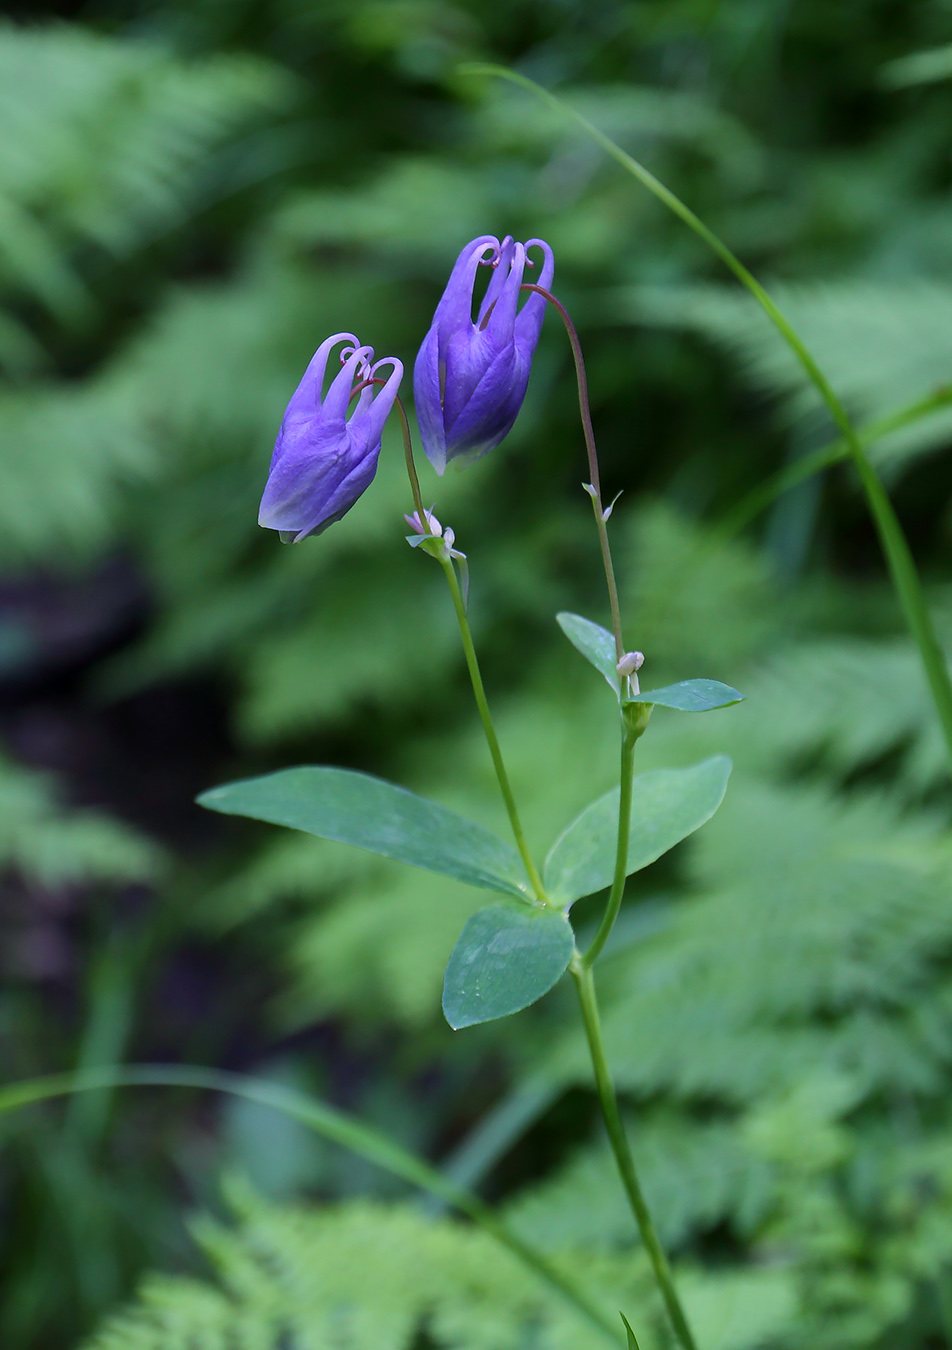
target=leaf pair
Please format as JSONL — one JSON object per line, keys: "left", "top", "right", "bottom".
{"left": 556, "top": 611, "right": 744, "bottom": 712}
{"left": 199, "top": 754, "right": 730, "bottom": 1029}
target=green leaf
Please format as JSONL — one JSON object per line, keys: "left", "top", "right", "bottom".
{"left": 626, "top": 678, "right": 744, "bottom": 712}
{"left": 556, "top": 612, "right": 619, "bottom": 693}
{"left": 621, "top": 1313, "right": 642, "bottom": 1350}
{"left": 442, "top": 904, "right": 575, "bottom": 1029}
{"left": 198, "top": 767, "right": 528, "bottom": 898}
{"left": 543, "top": 756, "right": 732, "bottom": 905}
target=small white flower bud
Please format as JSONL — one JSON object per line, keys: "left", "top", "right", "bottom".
{"left": 616, "top": 651, "right": 645, "bottom": 677}
{"left": 403, "top": 508, "right": 442, "bottom": 537}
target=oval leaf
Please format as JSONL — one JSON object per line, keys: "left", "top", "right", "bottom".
{"left": 556, "top": 612, "right": 619, "bottom": 693}
{"left": 626, "top": 679, "right": 744, "bottom": 712}
{"left": 442, "top": 904, "right": 575, "bottom": 1029}
{"left": 198, "top": 767, "right": 527, "bottom": 898}
{"left": 543, "top": 756, "right": 732, "bottom": 905}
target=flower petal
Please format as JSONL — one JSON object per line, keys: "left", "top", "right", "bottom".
{"left": 433, "top": 235, "right": 499, "bottom": 346}
{"left": 514, "top": 239, "right": 555, "bottom": 352}
{"left": 413, "top": 323, "right": 449, "bottom": 475}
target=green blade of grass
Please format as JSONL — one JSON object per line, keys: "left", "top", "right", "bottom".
{"left": 718, "top": 384, "right": 952, "bottom": 540}
{"left": 0, "top": 1065, "right": 619, "bottom": 1343}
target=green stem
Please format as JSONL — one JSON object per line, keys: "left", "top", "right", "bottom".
{"left": 583, "top": 727, "right": 637, "bottom": 966}
{"left": 395, "top": 394, "right": 428, "bottom": 527}
{"left": 571, "top": 964, "right": 697, "bottom": 1350}
{"left": 440, "top": 556, "right": 546, "bottom": 900}
{"left": 522, "top": 282, "right": 624, "bottom": 662}
{"left": 470, "top": 64, "right": 952, "bottom": 768}
{"left": 853, "top": 464, "right": 952, "bottom": 753}
{"left": 398, "top": 389, "right": 543, "bottom": 897}
{"left": 0, "top": 1066, "right": 617, "bottom": 1344}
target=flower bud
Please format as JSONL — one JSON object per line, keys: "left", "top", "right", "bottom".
{"left": 413, "top": 234, "right": 554, "bottom": 475}
{"left": 403, "top": 508, "right": 442, "bottom": 537}
{"left": 258, "top": 333, "right": 403, "bottom": 543}
{"left": 616, "top": 652, "right": 645, "bottom": 678}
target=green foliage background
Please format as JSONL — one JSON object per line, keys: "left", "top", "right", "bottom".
{"left": 3, "top": 0, "right": 952, "bottom": 1346}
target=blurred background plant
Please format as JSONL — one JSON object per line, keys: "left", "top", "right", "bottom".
{"left": 4, "top": 0, "right": 952, "bottom": 1346}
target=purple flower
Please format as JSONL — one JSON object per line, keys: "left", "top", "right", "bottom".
{"left": 258, "top": 332, "right": 403, "bottom": 543}
{"left": 413, "top": 234, "right": 554, "bottom": 475}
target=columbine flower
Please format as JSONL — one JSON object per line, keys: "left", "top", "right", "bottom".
{"left": 258, "top": 332, "right": 403, "bottom": 543}
{"left": 413, "top": 234, "right": 554, "bottom": 475}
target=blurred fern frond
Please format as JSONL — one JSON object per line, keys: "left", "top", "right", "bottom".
{"left": 581, "top": 772, "right": 952, "bottom": 1104}
{"left": 506, "top": 1112, "right": 775, "bottom": 1253}
{"left": 0, "top": 23, "right": 293, "bottom": 563}
{"left": 84, "top": 1195, "right": 631, "bottom": 1350}
{"left": 0, "top": 754, "right": 161, "bottom": 888}
{"left": 736, "top": 635, "right": 950, "bottom": 789}
{"left": 0, "top": 22, "right": 291, "bottom": 316}
{"left": 619, "top": 281, "right": 952, "bottom": 475}
{"left": 0, "top": 379, "right": 155, "bottom": 564}
{"left": 82, "top": 1190, "right": 795, "bottom": 1350}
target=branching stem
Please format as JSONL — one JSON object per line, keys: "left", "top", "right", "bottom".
{"left": 520, "top": 285, "right": 680, "bottom": 1347}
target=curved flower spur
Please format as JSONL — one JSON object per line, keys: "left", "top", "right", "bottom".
{"left": 258, "top": 332, "right": 403, "bottom": 543}
{"left": 413, "top": 234, "right": 554, "bottom": 474}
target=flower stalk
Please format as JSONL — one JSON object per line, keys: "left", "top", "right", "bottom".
{"left": 438, "top": 557, "right": 545, "bottom": 900}
{"left": 521, "top": 283, "right": 625, "bottom": 662}
{"left": 394, "top": 393, "right": 428, "bottom": 527}
{"left": 396, "top": 404, "right": 545, "bottom": 901}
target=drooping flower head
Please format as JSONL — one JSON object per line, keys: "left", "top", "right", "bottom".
{"left": 258, "top": 333, "right": 403, "bottom": 543}
{"left": 413, "top": 234, "right": 554, "bottom": 475}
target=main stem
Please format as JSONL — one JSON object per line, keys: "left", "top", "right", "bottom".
{"left": 440, "top": 558, "right": 546, "bottom": 900}
{"left": 584, "top": 726, "right": 637, "bottom": 965}
{"left": 572, "top": 962, "right": 698, "bottom": 1350}
{"left": 522, "top": 282, "right": 624, "bottom": 663}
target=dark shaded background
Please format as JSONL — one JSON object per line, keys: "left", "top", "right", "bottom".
{"left": 3, "top": 1, "right": 952, "bottom": 1346}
